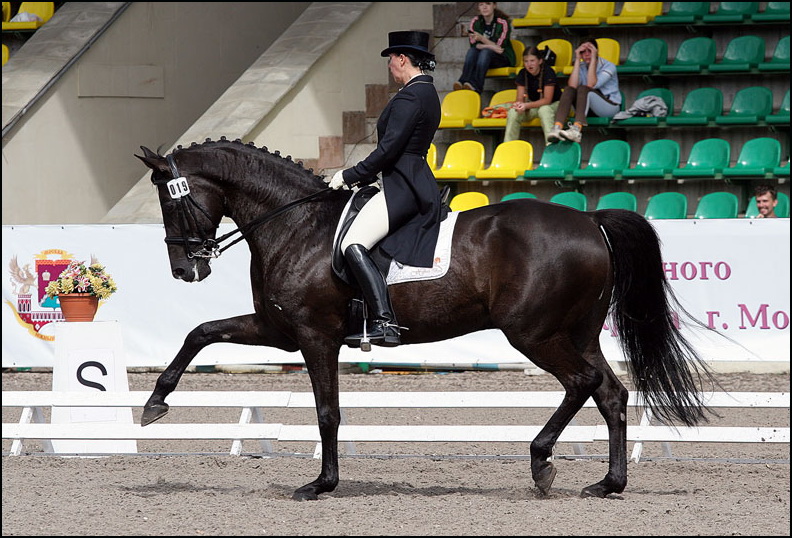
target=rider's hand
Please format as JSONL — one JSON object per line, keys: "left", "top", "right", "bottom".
{"left": 326, "top": 170, "right": 349, "bottom": 190}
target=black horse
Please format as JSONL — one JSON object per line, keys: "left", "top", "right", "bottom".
{"left": 136, "top": 138, "right": 714, "bottom": 501}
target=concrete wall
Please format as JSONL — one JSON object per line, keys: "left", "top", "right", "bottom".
{"left": 246, "top": 2, "right": 435, "bottom": 162}
{"left": 2, "top": 2, "right": 310, "bottom": 225}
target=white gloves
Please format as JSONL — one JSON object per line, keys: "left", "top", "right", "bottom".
{"left": 326, "top": 170, "right": 349, "bottom": 190}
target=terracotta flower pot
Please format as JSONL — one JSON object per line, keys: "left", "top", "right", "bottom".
{"left": 58, "top": 293, "right": 99, "bottom": 322}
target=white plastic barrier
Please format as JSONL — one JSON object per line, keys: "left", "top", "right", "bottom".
{"left": 3, "top": 390, "right": 788, "bottom": 460}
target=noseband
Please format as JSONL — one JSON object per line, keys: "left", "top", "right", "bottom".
{"left": 153, "top": 154, "right": 331, "bottom": 259}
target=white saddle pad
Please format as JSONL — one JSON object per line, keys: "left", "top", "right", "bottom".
{"left": 386, "top": 211, "right": 459, "bottom": 285}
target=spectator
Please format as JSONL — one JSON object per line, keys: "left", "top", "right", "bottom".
{"left": 547, "top": 38, "right": 621, "bottom": 144}
{"left": 754, "top": 184, "right": 779, "bottom": 218}
{"left": 503, "top": 46, "right": 561, "bottom": 146}
{"left": 453, "top": 2, "right": 515, "bottom": 94}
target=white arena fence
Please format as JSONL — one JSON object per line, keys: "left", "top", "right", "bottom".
{"left": 3, "top": 390, "right": 788, "bottom": 460}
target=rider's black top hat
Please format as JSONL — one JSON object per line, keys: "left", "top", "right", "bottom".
{"left": 380, "top": 31, "right": 434, "bottom": 60}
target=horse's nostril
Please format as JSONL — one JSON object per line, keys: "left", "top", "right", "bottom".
{"left": 172, "top": 268, "right": 185, "bottom": 278}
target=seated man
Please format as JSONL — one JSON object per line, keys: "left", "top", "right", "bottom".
{"left": 754, "top": 184, "right": 779, "bottom": 218}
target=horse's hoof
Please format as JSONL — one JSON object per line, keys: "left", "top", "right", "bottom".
{"left": 580, "top": 484, "right": 608, "bottom": 498}
{"left": 141, "top": 403, "right": 169, "bottom": 426}
{"left": 292, "top": 489, "right": 319, "bottom": 501}
{"left": 534, "top": 464, "right": 557, "bottom": 495}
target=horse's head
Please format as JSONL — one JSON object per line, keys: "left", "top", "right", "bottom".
{"left": 136, "top": 146, "right": 223, "bottom": 282}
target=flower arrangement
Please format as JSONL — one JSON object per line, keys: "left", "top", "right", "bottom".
{"left": 45, "top": 259, "right": 118, "bottom": 300}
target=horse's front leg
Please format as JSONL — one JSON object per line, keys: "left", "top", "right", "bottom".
{"left": 292, "top": 341, "right": 341, "bottom": 501}
{"left": 141, "top": 314, "right": 297, "bottom": 426}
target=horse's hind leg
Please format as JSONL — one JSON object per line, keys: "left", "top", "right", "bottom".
{"left": 580, "top": 345, "right": 629, "bottom": 498}
{"left": 141, "top": 314, "right": 296, "bottom": 426}
{"left": 511, "top": 338, "right": 604, "bottom": 496}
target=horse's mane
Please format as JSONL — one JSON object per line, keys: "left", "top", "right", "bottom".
{"left": 171, "top": 136, "right": 327, "bottom": 186}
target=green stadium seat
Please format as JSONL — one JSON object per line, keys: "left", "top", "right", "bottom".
{"left": 751, "top": 1, "right": 791, "bottom": 22}
{"left": 774, "top": 162, "right": 790, "bottom": 181}
{"left": 550, "top": 191, "right": 587, "bottom": 210}
{"left": 659, "top": 37, "right": 716, "bottom": 74}
{"left": 645, "top": 192, "right": 688, "bottom": 219}
{"left": 694, "top": 192, "right": 739, "bottom": 219}
{"left": 522, "top": 142, "right": 581, "bottom": 181}
{"left": 614, "top": 88, "right": 673, "bottom": 126}
{"left": 744, "top": 192, "right": 790, "bottom": 218}
{"left": 587, "top": 90, "right": 625, "bottom": 126}
{"left": 722, "top": 137, "right": 782, "bottom": 179}
{"left": 708, "top": 35, "right": 765, "bottom": 72}
{"left": 596, "top": 191, "right": 638, "bottom": 211}
{"left": 758, "top": 36, "right": 790, "bottom": 72}
{"left": 672, "top": 138, "right": 731, "bottom": 180}
{"left": 666, "top": 88, "right": 723, "bottom": 126}
{"left": 715, "top": 86, "right": 774, "bottom": 125}
{"left": 653, "top": 2, "right": 710, "bottom": 24}
{"left": 622, "top": 139, "right": 680, "bottom": 180}
{"left": 513, "top": 2, "right": 568, "bottom": 27}
{"left": 606, "top": 2, "right": 663, "bottom": 24}
{"left": 702, "top": 2, "right": 759, "bottom": 23}
{"left": 572, "top": 140, "right": 631, "bottom": 181}
{"left": 501, "top": 192, "right": 537, "bottom": 201}
{"left": 617, "top": 38, "right": 667, "bottom": 74}
{"left": 766, "top": 90, "right": 790, "bottom": 125}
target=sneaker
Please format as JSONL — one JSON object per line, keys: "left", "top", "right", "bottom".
{"left": 453, "top": 81, "right": 464, "bottom": 91}
{"left": 547, "top": 123, "right": 563, "bottom": 143}
{"left": 463, "top": 82, "right": 477, "bottom": 92}
{"left": 559, "top": 123, "right": 582, "bottom": 143}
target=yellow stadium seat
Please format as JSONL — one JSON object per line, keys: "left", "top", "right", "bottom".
{"left": 2, "top": 43, "right": 9, "bottom": 66}
{"left": 559, "top": 2, "right": 615, "bottom": 25}
{"left": 470, "top": 89, "right": 516, "bottom": 128}
{"left": 426, "top": 143, "right": 437, "bottom": 172}
{"left": 2, "top": 1, "right": 54, "bottom": 31}
{"left": 563, "top": 38, "right": 620, "bottom": 75}
{"left": 537, "top": 38, "right": 573, "bottom": 74}
{"left": 433, "top": 140, "right": 485, "bottom": 180}
{"left": 487, "top": 39, "right": 525, "bottom": 77}
{"left": 475, "top": 140, "right": 534, "bottom": 180}
{"left": 450, "top": 191, "right": 490, "bottom": 212}
{"left": 3, "top": 2, "right": 11, "bottom": 22}
{"left": 513, "top": 2, "right": 568, "bottom": 27}
{"left": 438, "top": 90, "right": 481, "bottom": 129}
{"left": 606, "top": 2, "right": 663, "bottom": 24}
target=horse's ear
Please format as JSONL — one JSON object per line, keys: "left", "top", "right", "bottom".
{"left": 135, "top": 146, "right": 168, "bottom": 172}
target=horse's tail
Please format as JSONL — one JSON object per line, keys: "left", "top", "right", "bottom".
{"left": 594, "top": 209, "right": 715, "bottom": 427}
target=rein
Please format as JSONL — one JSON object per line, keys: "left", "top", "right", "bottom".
{"left": 156, "top": 154, "right": 331, "bottom": 258}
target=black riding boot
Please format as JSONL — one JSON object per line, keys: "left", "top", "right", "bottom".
{"left": 343, "top": 244, "right": 401, "bottom": 348}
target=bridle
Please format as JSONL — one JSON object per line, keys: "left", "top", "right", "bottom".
{"left": 152, "top": 154, "right": 331, "bottom": 259}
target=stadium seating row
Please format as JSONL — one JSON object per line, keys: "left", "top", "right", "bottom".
{"left": 512, "top": 2, "right": 790, "bottom": 29}
{"left": 430, "top": 137, "right": 788, "bottom": 183}
{"left": 440, "top": 87, "right": 790, "bottom": 130}
{"left": 449, "top": 190, "right": 790, "bottom": 219}
{"left": 487, "top": 34, "right": 790, "bottom": 79}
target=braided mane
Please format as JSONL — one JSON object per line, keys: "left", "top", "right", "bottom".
{"left": 173, "top": 136, "right": 325, "bottom": 182}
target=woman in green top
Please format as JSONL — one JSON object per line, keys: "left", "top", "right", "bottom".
{"left": 453, "top": 2, "right": 515, "bottom": 94}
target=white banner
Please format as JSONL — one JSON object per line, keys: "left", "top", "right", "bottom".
{"left": 2, "top": 219, "right": 789, "bottom": 368}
